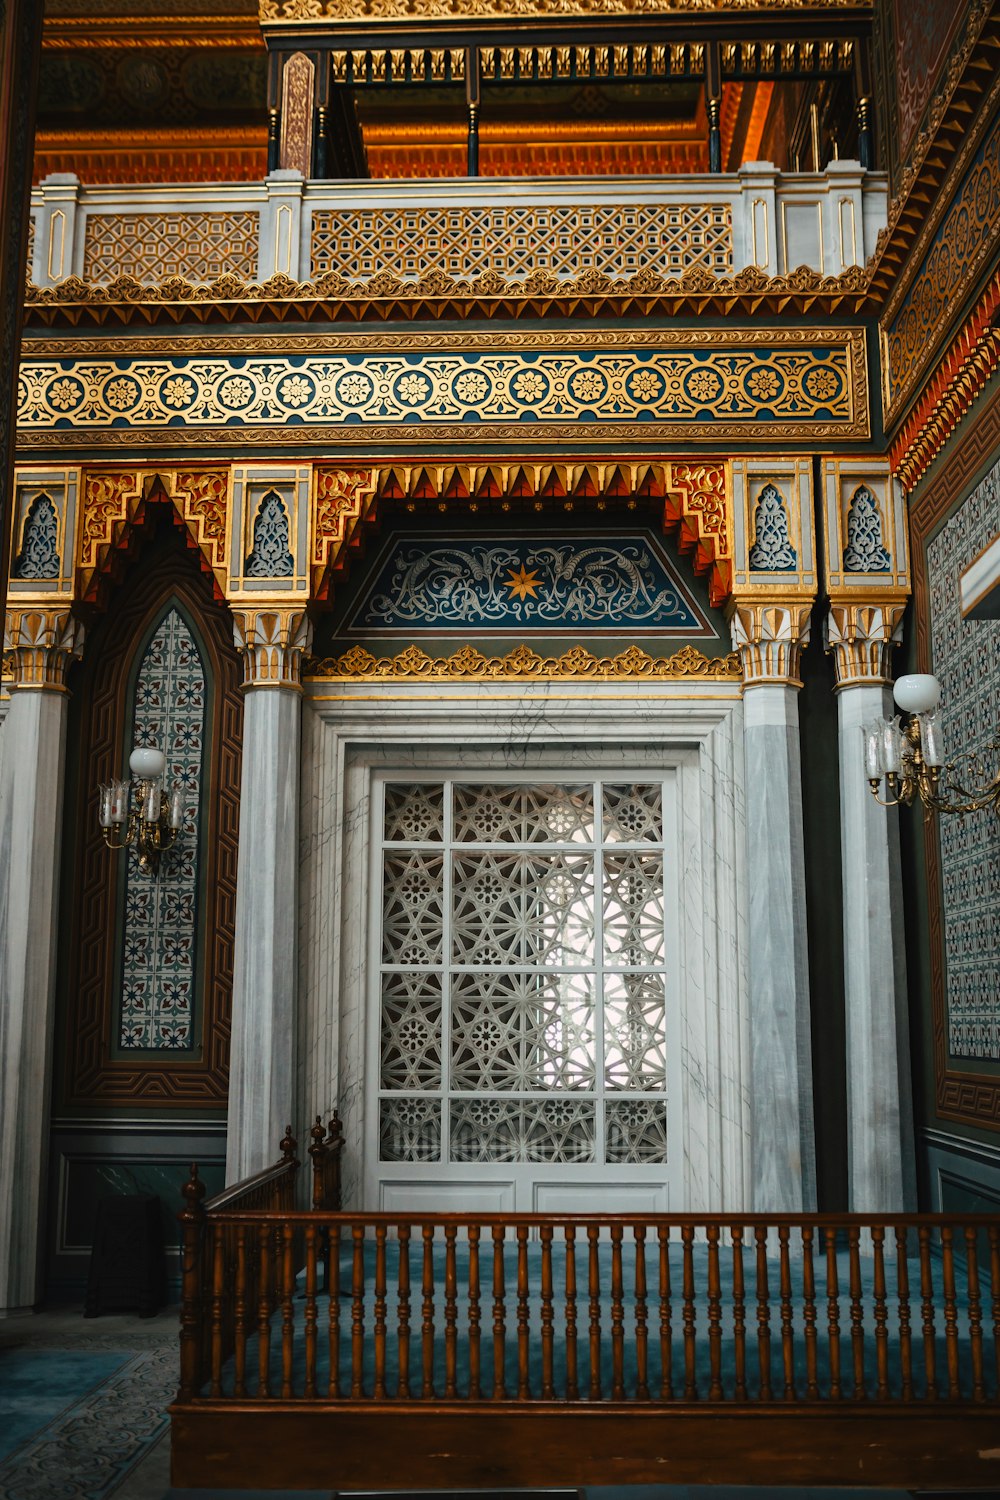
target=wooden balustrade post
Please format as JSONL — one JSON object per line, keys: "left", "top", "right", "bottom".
{"left": 178, "top": 1164, "right": 207, "bottom": 1401}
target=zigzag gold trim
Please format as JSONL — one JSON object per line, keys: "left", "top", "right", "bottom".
{"left": 306, "top": 641, "right": 741, "bottom": 681}
{"left": 23, "top": 262, "right": 874, "bottom": 327}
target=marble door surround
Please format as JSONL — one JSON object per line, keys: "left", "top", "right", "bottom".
{"left": 298, "top": 678, "right": 762, "bottom": 1212}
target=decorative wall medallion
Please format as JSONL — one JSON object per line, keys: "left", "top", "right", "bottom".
{"left": 350, "top": 532, "right": 711, "bottom": 636}
{"left": 843, "top": 485, "right": 891, "bottom": 572}
{"left": 307, "top": 641, "right": 740, "bottom": 680}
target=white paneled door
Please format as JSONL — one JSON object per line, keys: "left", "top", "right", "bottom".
{"left": 367, "top": 775, "right": 681, "bottom": 1213}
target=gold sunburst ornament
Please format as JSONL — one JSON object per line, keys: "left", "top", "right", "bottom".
{"left": 504, "top": 564, "right": 543, "bottom": 601}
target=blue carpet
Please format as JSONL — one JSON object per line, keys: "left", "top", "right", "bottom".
{"left": 0, "top": 1347, "right": 128, "bottom": 1460}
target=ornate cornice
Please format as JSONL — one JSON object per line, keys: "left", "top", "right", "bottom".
{"left": 21, "top": 262, "right": 875, "bottom": 329}
{"left": 306, "top": 641, "right": 740, "bottom": 682}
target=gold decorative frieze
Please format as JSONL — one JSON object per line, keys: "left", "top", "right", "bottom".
{"left": 306, "top": 641, "right": 740, "bottom": 682}
{"left": 22, "top": 262, "right": 874, "bottom": 329}
{"left": 825, "top": 601, "right": 906, "bottom": 689}
{"left": 313, "top": 467, "right": 378, "bottom": 601}
{"left": 260, "top": 0, "right": 866, "bottom": 21}
{"left": 17, "top": 327, "right": 868, "bottom": 447}
{"left": 3, "top": 607, "right": 85, "bottom": 690}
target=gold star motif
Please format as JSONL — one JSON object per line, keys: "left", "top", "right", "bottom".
{"left": 504, "top": 563, "right": 542, "bottom": 601}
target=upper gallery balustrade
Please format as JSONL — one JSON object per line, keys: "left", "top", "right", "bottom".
{"left": 29, "top": 164, "right": 886, "bottom": 291}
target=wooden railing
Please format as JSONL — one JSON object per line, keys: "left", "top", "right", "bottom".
{"left": 177, "top": 1209, "right": 999, "bottom": 1408}
{"left": 177, "top": 1118, "right": 343, "bottom": 1402}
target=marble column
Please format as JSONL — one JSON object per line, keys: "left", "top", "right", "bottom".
{"left": 826, "top": 603, "right": 916, "bottom": 1211}
{"left": 730, "top": 602, "right": 817, "bottom": 1212}
{"left": 227, "top": 608, "right": 312, "bottom": 1182}
{"left": 0, "top": 610, "right": 83, "bottom": 1315}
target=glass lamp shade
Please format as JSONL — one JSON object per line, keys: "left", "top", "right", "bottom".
{"left": 892, "top": 674, "right": 941, "bottom": 714}
{"left": 129, "top": 746, "right": 166, "bottom": 780}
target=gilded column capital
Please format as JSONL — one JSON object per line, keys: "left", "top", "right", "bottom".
{"left": 824, "top": 600, "right": 907, "bottom": 689}
{"left": 232, "top": 607, "right": 313, "bottom": 688}
{"left": 3, "top": 608, "right": 85, "bottom": 690}
{"left": 728, "top": 599, "right": 813, "bottom": 688}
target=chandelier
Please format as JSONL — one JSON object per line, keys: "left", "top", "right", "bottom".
{"left": 864, "top": 674, "right": 1000, "bottom": 815}
{"left": 99, "top": 746, "right": 186, "bottom": 875}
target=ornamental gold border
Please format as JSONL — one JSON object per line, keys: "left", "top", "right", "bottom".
{"left": 260, "top": 0, "right": 866, "bottom": 22}
{"left": 306, "top": 642, "right": 741, "bottom": 682}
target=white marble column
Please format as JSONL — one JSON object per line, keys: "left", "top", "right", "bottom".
{"left": 227, "top": 608, "right": 311, "bottom": 1182}
{"left": 0, "top": 610, "right": 82, "bottom": 1315}
{"left": 827, "top": 604, "right": 916, "bottom": 1211}
{"left": 731, "top": 603, "right": 817, "bottom": 1212}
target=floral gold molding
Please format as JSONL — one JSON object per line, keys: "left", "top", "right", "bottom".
{"left": 260, "top": 0, "right": 865, "bottom": 20}
{"left": 306, "top": 641, "right": 741, "bottom": 681}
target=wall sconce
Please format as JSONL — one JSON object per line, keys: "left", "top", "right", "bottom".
{"left": 863, "top": 674, "right": 1000, "bottom": 815}
{"left": 99, "top": 746, "right": 186, "bottom": 875}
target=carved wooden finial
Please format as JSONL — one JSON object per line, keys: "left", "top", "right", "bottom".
{"left": 327, "top": 1109, "right": 342, "bottom": 1143}
{"left": 280, "top": 1125, "right": 297, "bottom": 1161}
{"left": 180, "top": 1162, "right": 206, "bottom": 1218}
{"left": 309, "top": 1115, "right": 325, "bottom": 1155}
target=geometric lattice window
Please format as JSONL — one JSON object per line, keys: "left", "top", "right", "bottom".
{"left": 378, "top": 780, "right": 672, "bottom": 1167}
{"left": 118, "top": 605, "right": 205, "bottom": 1049}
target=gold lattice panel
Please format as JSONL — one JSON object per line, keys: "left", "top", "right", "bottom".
{"left": 310, "top": 204, "right": 733, "bottom": 281}
{"left": 82, "top": 211, "right": 259, "bottom": 286}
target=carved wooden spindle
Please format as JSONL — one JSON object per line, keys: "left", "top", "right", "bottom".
{"left": 682, "top": 1224, "right": 697, "bottom": 1400}
{"left": 210, "top": 1224, "right": 226, "bottom": 1397}
{"left": 444, "top": 1224, "right": 458, "bottom": 1399}
{"left": 732, "top": 1225, "right": 747, "bottom": 1402}
{"left": 634, "top": 1225, "right": 649, "bottom": 1401}
{"left": 327, "top": 1110, "right": 343, "bottom": 1210}
{"left": 611, "top": 1223, "right": 625, "bottom": 1400}
{"left": 517, "top": 1223, "right": 531, "bottom": 1399}
{"left": 658, "top": 1224, "right": 673, "bottom": 1400}
{"left": 256, "top": 1223, "right": 272, "bottom": 1398}
{"left": 309, "top": 1116, "right": 326, "bottom": 1211}
{"left": 919, "top": 1224, "right": 938, "bottom": 1400}
{"left": 848, "top": 1226, "right": 865, "bottom": 1400}
{"left": 397, "top": 1224, "right": 411, "bottom": 1399}
{"left": 779, "top": 1225, "right": 795, "bottom": 1401}
{"left": 964, "top": 1225, "right": 984, "bottom": 1403}
{"left": 540, "top": 1224, "right": 555, "bottom": 1399}
{"left": 707, "top": 1223, "right": 722, "bottom": 1400}
{"left": 588, "top": 1224, "right": 602, "bottom": 1400}
{"left": 872, "top": 1225, "right": 889, "bottom": 1401}
{"left": 492, "top": 1224, "right": 506, "bottom": 1400}
{"left": 801, "top": 1225, "right": 818, "bottom": 1401}
{"left": 352, "top": 1224, "right": 366, "bottom": 1399}
{"left": 233, "top": 1225, "right": 248, "bottom": 1400}
{"left": 374, "top": 1223, "right": 388, "bottom": 1400}
{"left": 281, "top": 1223, "right": 295, "bottom": 1400}
{"left": 178, "top": 1163, "right": 207, "bottom": 1402}
{"left": 989, "top": 1223, "right": 1000, "bottom": 1397}
{"left": 755, "top": 1225, "right": 772, "bottom": 1401}
{"left": 328, "top": 1223, "right": 341, "bottom": 1399}
{"left": 468, "top": 1225, "right": 482, "bottom": 1400}
{"left": 421, "top": 1223, "right": 435, "bottom": 1399}
{"left": 895, "top": 1226, "right": 913, "bottom": 1402}
{"left": 565, "top": 1226, "right": 579, "bottom": 1402}
{"left": 304, "top": 1223, "right": 318, "bottom": 1399}
{"left": 824, "top": 1226, "right": 841, "bottom": 1401}
{"left": 941, "top": 1225, "right": 961, "bottom": 1400}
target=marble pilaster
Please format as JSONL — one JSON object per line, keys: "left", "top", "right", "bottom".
{"left": 227, "top": 609, "right": 311, "bottom": 1182}
{"left": 731, "top": 603, "right": 816, "bottom": 1212}
{"left": 0, "top": 609, "right": 82, "bottom": 1315}
{"left": 827, "top": 603, "right": 916, "bottom": 1211}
